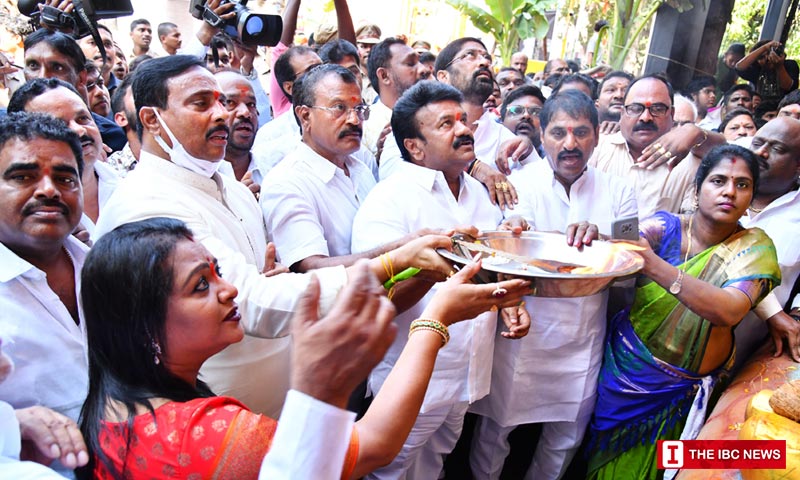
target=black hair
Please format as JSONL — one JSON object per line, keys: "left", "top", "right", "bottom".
{"left": 434, "top": 37, "right": 486, "bottom": 74}
{"left": 543, "top": 73, "right": 563, "bottom": 89}
{"left": 130, "top": 18, "right": 151, "bottom": 32}
{"left": 24, "top": 29, "right": 86, "bottom": 75}
{"left": 552, "top": 73, "right": 597, "bottom": 99}
{"left": 684, "top": 75, "right": 716, "bottom": 96}
{"left": 367, "top": 37, "right": 408, "bottom": 96}
{"left": 84, "top": 59, "right": 99, "bottom": 76}
{"left": 77, "top": 217, "right": 211, "bottom": 480}
{"left": 726, "top": 43, "right": 745, "bottom": 57}
{"left": 8, "top": 77, "right": 82, "bottom": 114}
{"left": 598, "top": 70, "right": 633, "bottom": 93}
{"left": 778, "top": 89, "right": 800, "bottom": 110}
{"left": 540, "top": 89, "right": 599, "bottom": 132}
{"left": 131, "top": 55, "right": 205, "bottom": 139}
{"left": 500, "top": 85, "right": 545, "bottom": 120}
{"left": 319, "top": 39, "right": 361, "bottom": 67}
{"left": 723, "top": 84, "right": 754, "bottom": 106}
{"left": 391, "top": 81, "right": 463, "bottom": 162}
{"left": 157, "top": 22, "right": 178, "bottom": 38}
{"left": 0, "top": 112, "right": 83, "bottom": 177}
{"left": 292, "top": 63, "right": 358, "bottom": 131}
{"left": 274, "top": 46, "right": 317, "bottom": 100}
{"left": 695, "top": 144, "right": 760, "bottom": 195}
{"left": 128, "top": 54, "right": 153, "bottom": 74}
{"left": 755, "top": 100, "right": 779, "bottom": 119}
{"left": 717, "top": 107, "right": 757, "bottom": 134}
{"left": 625, "top": 73, "right": 675, "bottom": 105}
{"left": 111, "top": 75, "right": 136, "bottom": 130}
{"left": 419, "top": 51, "right": 436, "bottom": 65}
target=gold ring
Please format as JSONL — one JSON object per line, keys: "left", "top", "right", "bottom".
{"left": 495, "top": 182, "right": 503, "bottom": 190}
{"left": 653, "top": 142, "right": 662, "bottom": 150}
{"left": 664, "top": 151, "right": 673, "bottom": 159}
{"left": 657, "top": 146, "right": 666, "bottom": 155}
{"left": 501, "top": 182, "right": 509, "bottom": 192}
{"left": 492, "top": 284, "right": 508, "bottom": 298}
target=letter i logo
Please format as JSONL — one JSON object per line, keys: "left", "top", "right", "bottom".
{"left": 662, "top": 440, "right": 684, "bottom": 468}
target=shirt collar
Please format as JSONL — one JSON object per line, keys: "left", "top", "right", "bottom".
{"left": 0, "top": 235, "right": 87, "bottom": 283}
{"left": 398, "top": 160, "right": 463, "bottom": 196}
{"left": 138, "top": 151, "right": 224, "bottom": 200}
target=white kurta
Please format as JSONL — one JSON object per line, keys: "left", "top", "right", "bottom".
{"left": 589, "top": 131, "right": 699, "bottom": 220}
{"left": 352, "top": 161, "right": 503, "bottom": 411}
{"left": 94, "top": 152, "right": 348, "bottom": 417}
{"left": 470, "top": 161, "right": 638, "bottom": 427}
{"left": 260, "top": 142, "right": 376, "bottom": 268}
{"left": 0, "top": 236, "right": 88, "bottom": 424}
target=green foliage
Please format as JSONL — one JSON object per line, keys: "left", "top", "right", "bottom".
{"left": 720, "top": 0, "right": 764, "bottom": 53}
{"left": 444, "top": 0, "right": 555, "bottom": 65}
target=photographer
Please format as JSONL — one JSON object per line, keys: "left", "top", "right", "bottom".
{"left": 736, "top": 40, "right": 798, "bottom": 104}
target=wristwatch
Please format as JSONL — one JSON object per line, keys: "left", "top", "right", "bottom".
{"left": 669, "top": 269, "right": 684, "bottom": 295}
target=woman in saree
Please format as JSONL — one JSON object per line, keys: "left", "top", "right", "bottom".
{"left": 587, "top": 144, "right": 782, "bottom": 480}
{"left": 76, "top": 217, "right": 531, "bottom": 480}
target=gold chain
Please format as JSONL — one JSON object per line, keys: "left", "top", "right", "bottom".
{"left": 681, "top": 214, "right": 694, "bottom": 270}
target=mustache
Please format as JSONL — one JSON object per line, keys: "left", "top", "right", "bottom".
{"left": 633, "top": 121, "right": 658, "bottom": 132}
{"left": 232, "top": 119, "right": 255, "bottom": 130}
{"left": 22, "top": 199, "right": 69, "bottom": 217}
{"left": 557, "top": 149, "right": 584, "bottom": 161}
{"left": 338, "top": 127, "right": 363, "bottom": 139}
{"left": 473, "top": 67, "right": 493, "bottom": 80}
{"left": 452, "top": 135, "right": 474, "bottom": 149}
{"left": 80, "top": 135, "right": 95, "bottom": 146}
{"left": 205, "top": 125, "right": 230, "bottom": 139}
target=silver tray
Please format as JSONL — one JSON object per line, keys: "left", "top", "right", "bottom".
{"left": 437, "top": 231, "right": 644, "bottom": 298}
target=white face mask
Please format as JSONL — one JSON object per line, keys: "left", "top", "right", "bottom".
{"left": 152, "top": 109, "right": 222, "bottom": 177}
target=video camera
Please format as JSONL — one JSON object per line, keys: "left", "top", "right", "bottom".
{"left": 190, "top": 0, "right": 282, "bottom": 47}
{"left": 18, "top": 0, "right": 133, "bottom": 39}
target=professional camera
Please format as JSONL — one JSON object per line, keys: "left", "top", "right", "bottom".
{"left": 18, "top": 0, "right": 133, "bottom": 39}
{"left": 189, "top": 0, "right": 282, "bottom": 47}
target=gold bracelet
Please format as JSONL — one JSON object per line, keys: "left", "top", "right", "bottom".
{"left": 409, "top": 318, "right": 450, "bottom": 346}
{"left": 691, "top": 129, "right": 708, "bottom": 152}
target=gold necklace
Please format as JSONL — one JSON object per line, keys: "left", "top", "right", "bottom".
{"left": 669, "top": 214, "right": 693, "bottom": 295}
{"left": 748, "top": 205, "right": 763, "bottom": 214}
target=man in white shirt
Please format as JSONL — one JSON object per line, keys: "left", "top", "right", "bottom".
{"left": 589, "top": 74, "right": 720, "bottom": 219}
{"left": 733, "top": 117, "right": 800, "bottom": 366}
{"left": 216, "top": 70, "right": 264, "bottom": 192}
{"left": 0, "top": 112, "right": 88, "bottom": 476}
{"left": 352, "top": 81, "right": 529, "bottom": 479}
{"left": 261, "top": 64, "right": 416, "bottom": 274}
{"left": 362, "top": 38, "right": 431, "bottom": 158}
{"left": 431, "top": 37, "right": 541, "bottom": 209}
{"left": 470, "top": 90, "right": 637, "bottom": 480}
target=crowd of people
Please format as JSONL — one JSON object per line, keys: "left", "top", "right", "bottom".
{"left": 0, "top": 0, "right": 799, "bottom": 479}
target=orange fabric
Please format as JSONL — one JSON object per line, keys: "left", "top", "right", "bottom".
{"left": 95, "top": 396, "right": 359, "bottom": 479}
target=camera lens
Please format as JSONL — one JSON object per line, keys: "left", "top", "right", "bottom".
{"left": 244, "top": 16, "right": 263, "bottom": 36}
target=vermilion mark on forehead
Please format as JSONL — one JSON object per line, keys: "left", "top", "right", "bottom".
{"left": 213, "top": 91, "right": 221, "bottom": 100}
{"left": 209, "top": 261, "right": 220, "bottom": 280}
{"left": 238, "top": 86, "right": 250, "bottom": 95}
{"left": 566, "top": 126, "right": 573, "bottom": 134}
{"left": 42, "top": 166, "right": 51, "bottom": 176}
{"left": 644, "top": 101, "right": 652, "bottom": 107}
{"left": 351, "top": 96, "right": 359, "bottom": 103}
{"left": 730, "top": 157, "right": 736, "bottom": 164}
{"left": 455, "top": 112, "right": 463, "bottom": 122}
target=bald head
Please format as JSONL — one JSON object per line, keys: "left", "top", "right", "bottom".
{"left": 750, "top": 117, "right": 800, "bottom": 198}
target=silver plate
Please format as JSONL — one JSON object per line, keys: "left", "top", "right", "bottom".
{"left": 437, "top": 231, "right": 644, "bottom": 298}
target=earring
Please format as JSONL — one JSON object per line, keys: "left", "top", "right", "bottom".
{"left": 151, "top": 338, "right": 162, "bottom": 365}
{"left": 692, "top": 195, "right": 699, "bottom": 211}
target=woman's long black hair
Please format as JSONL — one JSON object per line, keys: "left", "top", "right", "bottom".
{"left": 77, "top": 218, "right": 215, "bottom": 479}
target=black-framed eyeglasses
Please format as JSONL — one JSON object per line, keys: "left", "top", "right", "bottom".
{"left": 443, "top": 49, "right": 493, "bottom": 69}
{"left": 309, "top": 104, "right": 371, "bottom": 121}
{"left": 506, "top": 105, "right": 542, "bottom": 117}
{"left": 623, "top": 102, "right": 671, "bottom": 117}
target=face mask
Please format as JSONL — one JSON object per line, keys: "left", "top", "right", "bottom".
{"left": 153, "top": 109, "right": 222, "bottom": 177}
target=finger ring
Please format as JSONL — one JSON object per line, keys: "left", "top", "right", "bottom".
{"left": 495, "top": 182, "right": 503, "bottom": 190}
{"left": 500, "top": 182, "right": 509, "bottom": 192}
{"left": 652, "top": 142, "right": 662, "bottom": 150}
{"left": 490, "top": 305, "right": 499, "bottom": 312}
{"left": 664, "top": 151, "right": 673, "bottom": 159}
{"left": 492, "top": 284, "right": 508, "bottom": 298}
{"left": 657, "top": 146, "right": 666, "bottom": 155}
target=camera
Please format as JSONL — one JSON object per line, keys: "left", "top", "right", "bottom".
{"left": 18, "top": 0, "right": 133, "bottom": 39}
{"left": 190, "top": 0, "right": 282, "bottom": 47}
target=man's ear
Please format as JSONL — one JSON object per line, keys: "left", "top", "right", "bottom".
{"left": 114, "top": 111, "right": 128, "bottom": 128}
{"left": 76, "top": 70, "right": 88, "bottom": 90}
{"left": 295, "top": 104, "right": 311, "bottom": 133}
{"left": 377, "top": 67, "right": 390, "bottom": 86}
{"left": 139, "top": 106, "right": 160, "bottom": 136}
{"left": 436, "top": 69, "right": 449, "bottom": 83}
{"left": 403, "top": 137, "right": 424, "bottom": 164}
{"left": 283, "top": 80, "right": 294, "bottom": 98}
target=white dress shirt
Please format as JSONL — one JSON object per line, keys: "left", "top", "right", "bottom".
{"left": 362, "top": 99, "right": 393, "bottom": 156}
{"left": 259, "top": 389, "right": 356, "bottom": 480}
{"left": 94, "top": 152, "right": 348, "bottom": 417}
{"left": 352, "top": 161, "right": 503, "bottom": 412}
{"left": 589, "top": 131, "right": 699, "bottom": 220}
{"left": 0, "top": 236, "right": 88, "bottom": 423}
{"left": 470, "top": 160, "right": 638, "bottom": 426}
{"left": 261, "top": 142, "right": 376, "bottom": 268}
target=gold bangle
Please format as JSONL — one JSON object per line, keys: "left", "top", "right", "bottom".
{"left": 409, "top": 318, "right": 449, "bottom": 346}
{"left": 691, "top": 129, "right": 708, "bottom": 152}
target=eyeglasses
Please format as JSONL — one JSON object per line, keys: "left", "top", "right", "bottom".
{"left": 506, "top": 105, "right": 542, "bottom": 117}
{"left": 444, "top": 49, "right": 492, "bottom": 69}
{"left": 623, "top": 102, "right": 671, "bottom": 117}
{"left": 309, "top": 104, "right": 371, "bottom": 121}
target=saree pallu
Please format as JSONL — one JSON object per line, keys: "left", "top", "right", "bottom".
{"left": 96, "top": 396, "right": 359, "bottom": 479}
{"left": 587, "top": 213, "right": 780, "bottom": 479}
